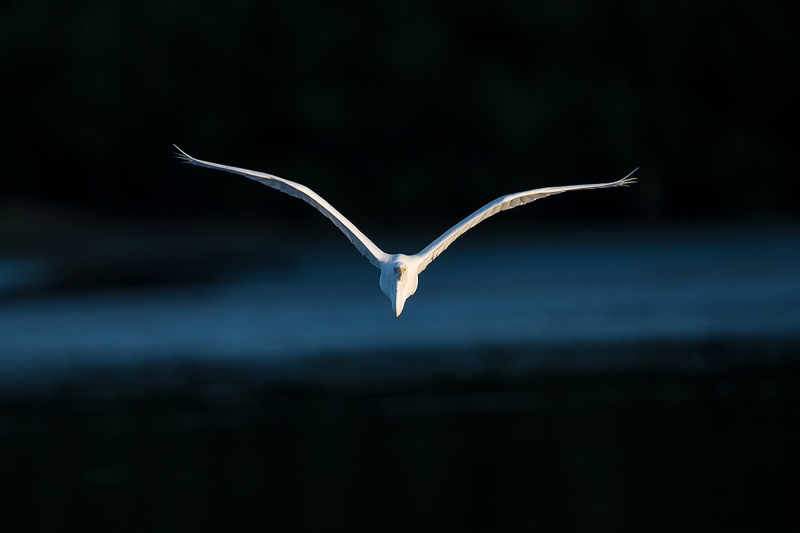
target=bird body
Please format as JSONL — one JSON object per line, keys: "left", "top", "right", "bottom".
{"left": 175, "top": 146, "right": 636, "bottom": 316}
{"left": 379, "top": 255, "right": 419, "bottom": 317}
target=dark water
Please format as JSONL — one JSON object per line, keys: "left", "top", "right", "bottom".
{"left": 1, "top": 224, "right": 799, "bottom": 531}
{"left": 1, "top": 346, "right": 799, "bottom": 533}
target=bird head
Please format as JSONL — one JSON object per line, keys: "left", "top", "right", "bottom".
{"left": 380, "top": 260, "right": 418, "bottom": 317}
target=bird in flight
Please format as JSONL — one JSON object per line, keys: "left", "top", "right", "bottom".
{"left": 175, "top": 146, "right": 636, "bottom": 316}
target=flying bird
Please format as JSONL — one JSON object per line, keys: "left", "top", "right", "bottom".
{"left": 175, "top": 146, "right": 636, "bottom": 316}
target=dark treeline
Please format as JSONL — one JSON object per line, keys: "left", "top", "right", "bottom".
{"left": 1, "top": 0, "right": 797, "bottom": 223}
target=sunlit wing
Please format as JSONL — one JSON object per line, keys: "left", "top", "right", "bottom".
{"left": 413, "top": 170, "right": 638, "bottom": 273}
{"left": 175, "top": 146, "right": 390, "bottom": 268}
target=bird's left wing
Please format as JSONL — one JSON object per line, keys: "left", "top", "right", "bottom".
{"left": 413, "top": 170, "right": 637, "bottom": 273}
{"left": 175, "top": 146, "right": 390, "bottom": 268}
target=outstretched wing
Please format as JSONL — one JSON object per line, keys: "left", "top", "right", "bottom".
{"left": 175, "top": 146, "right": 390, "bottom": 268}
{"left": 414, "top": 170, "right": 637, "bottom": 273}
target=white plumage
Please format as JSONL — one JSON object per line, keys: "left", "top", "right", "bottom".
{"left": 176, "top": 146, "right": 636, "bottom": 316}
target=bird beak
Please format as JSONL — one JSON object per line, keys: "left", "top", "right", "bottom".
{"left": 393, "top": 285, "right": 406, "bottom": 317}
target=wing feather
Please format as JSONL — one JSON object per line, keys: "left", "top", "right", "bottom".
{"left": 414, "top": 170, "right": 637, "bottom": 272}
{"left": 175, "top": 146, "right": 389, "bottom": 268}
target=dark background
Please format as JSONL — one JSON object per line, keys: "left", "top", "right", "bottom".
{"left": 1, "top": 1, "right": 799, "bottom": 532}
{"left": 2, "top": 0, "right": 798, "bottom": 223}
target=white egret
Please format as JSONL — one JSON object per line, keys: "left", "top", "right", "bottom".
{"left": 175, "top": 146, "right": 636, "bottom": 316}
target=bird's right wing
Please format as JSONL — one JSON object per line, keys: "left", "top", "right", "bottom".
{"left": 413, "top": 171, "right": 637, "bottom": 273}
{"left": 175, "top": 146, "right": 390, "bottom": 268}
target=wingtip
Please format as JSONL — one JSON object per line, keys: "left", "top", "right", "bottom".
{"left": 173, "top": 144, "right": 194, "bottom": 164}
{"left": 616, "top": 168, "right": 638, "bottom": 186}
